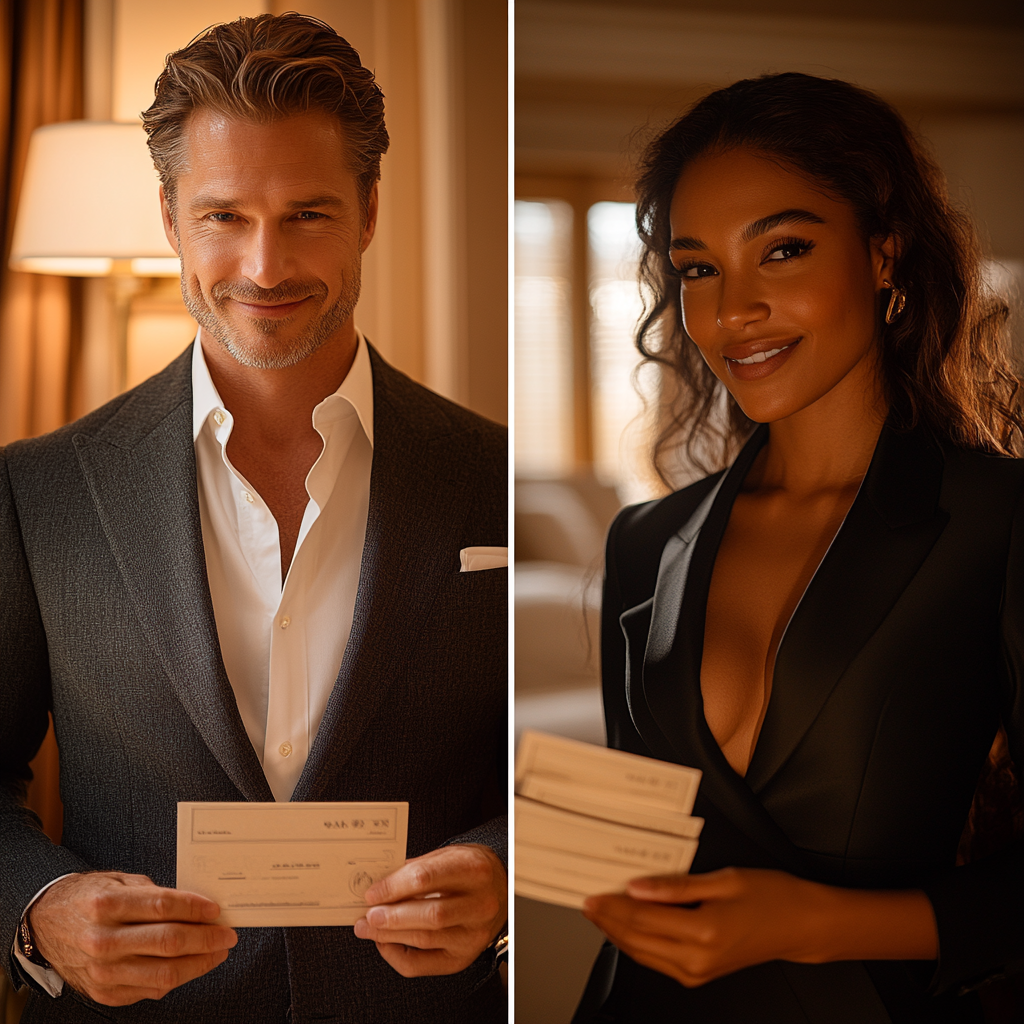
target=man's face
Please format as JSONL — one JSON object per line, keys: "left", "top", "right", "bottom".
{"left": 161, "top": 108, "right": 376, "bottom": 370}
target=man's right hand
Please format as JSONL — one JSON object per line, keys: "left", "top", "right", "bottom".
{"left": 29, "top": 872, "right": 237, "bottom": 1006}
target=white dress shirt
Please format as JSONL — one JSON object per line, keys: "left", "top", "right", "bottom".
{"left": 16, "top": 331, "right": 374, "bottom": 996}
{"left": 193, "top": 331, "right": 373, "bottom": 802}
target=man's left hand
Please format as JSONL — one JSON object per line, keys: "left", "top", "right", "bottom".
{"left": 353, "top": 844, "right": 507, "bottom": 976}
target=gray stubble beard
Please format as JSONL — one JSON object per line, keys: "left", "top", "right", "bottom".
{"left": 180, "top": 255, "right": 361, "bottom": 370}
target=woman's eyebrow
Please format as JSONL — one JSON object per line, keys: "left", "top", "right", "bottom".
{"left": 741, "top": 208, "right": 825, "bottom": 242}
{"left": 670, "top": 208, "right": 826, "bottom": 253}
{"left": 670, "top": 235, "right": 707, "bottom": 252}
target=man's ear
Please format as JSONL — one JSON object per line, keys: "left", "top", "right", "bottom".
{"left": 360, "top": 183, "right": 379, "bottom": 253}
{"left": 159, "top": 186, "right": 179, "bottom": 255}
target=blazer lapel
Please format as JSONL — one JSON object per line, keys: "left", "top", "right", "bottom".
{"left": 625, "top": 426, "right": 808, "bottom": 871}
{"left": 622, "top": 475, "right": 726, "bottom": 761}
{"left": 74, "top": 350, "right": 272, "bottom": 802}
{"left": 636, "top": 424, "right": 763, "bottom": 778}
{"left": 744, "top": 423, "right": 949, "bottom": 793}
{"left": 294, "top": 350, "right": 478, "bottom": 801}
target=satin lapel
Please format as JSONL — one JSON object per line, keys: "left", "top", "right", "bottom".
{"left": 294, "top": 353, "right": 476, "bottom": 801}
{"left": 73, "top": 357, "right": 272, "bottom": 802}
{"left": 744, "top": 424, "right": 949, "bottom": 794}
{"left": 627, "top": 427, "right": 809, "bottom": 871}
{"left": 621, "top": 599, "right": 672, "bottom": 759}
{"left": 622, "top": 477, "right": 726, "bottom": 761}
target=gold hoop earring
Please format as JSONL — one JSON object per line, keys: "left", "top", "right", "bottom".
{"left": 883, "top": 279, "right": 906, "bottom": 324}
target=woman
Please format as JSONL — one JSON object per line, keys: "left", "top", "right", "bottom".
{"left": 574, "top": 73, "right": 1023, "bottom": 1023}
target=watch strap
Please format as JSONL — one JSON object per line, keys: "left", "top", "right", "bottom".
{"left": 18, "top": 913, "right": 52, "bottom": 970}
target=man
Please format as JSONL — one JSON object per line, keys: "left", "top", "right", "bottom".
{"left": 0, "top": 14, "right": 507, "bottom": 1023}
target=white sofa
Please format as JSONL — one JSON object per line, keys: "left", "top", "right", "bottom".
{"left": 514, "top": 475, "right": 620, "bottom": 1024}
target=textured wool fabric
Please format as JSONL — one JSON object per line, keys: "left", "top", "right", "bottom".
{"left": 0, "top": 343, "right": 507, "bottom": 1023}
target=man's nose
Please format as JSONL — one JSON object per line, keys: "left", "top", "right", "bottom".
{"left": 238, "top": 222, "right": 294, "bottom": 290}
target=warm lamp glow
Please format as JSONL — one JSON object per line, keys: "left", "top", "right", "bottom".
{"left": 9, "top": 121, "right": 179, "bottom": 277}
{"left": 15, "top": 256, "right": 115, "bottom": 276}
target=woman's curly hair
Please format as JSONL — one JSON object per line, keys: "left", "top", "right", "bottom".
{"left": 633, "top": 72, "right": 1022, "bottom": 482}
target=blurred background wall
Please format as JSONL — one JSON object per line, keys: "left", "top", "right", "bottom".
{"left": 513, "top": 2, "right": 1024, "bottom": 1021}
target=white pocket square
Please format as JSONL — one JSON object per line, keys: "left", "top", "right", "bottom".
{"left": 460, "top": 546, "right": 508, "bottom": 572}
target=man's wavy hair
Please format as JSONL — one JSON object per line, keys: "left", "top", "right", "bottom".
{"left": 142, "top": 12, "right": 389, "bottom": 215}
{"left": 634, "top": 72, "right": 1022, "bottom": 482}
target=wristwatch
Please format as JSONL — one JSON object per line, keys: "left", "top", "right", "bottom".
{"left": 17, "top": 913, "right": 52, "bottom": 970}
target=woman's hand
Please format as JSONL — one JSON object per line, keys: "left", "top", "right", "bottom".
{"left": 581, "top": 867, "right": 938, "bottom": 988}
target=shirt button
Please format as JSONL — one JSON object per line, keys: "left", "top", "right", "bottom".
{"left": 280, "top": 616, "right": 291, "bottom": 629}
{"left": 213, "top": 410, "right": 225, "bottom": 426}
{"left": 279, "top": 742, "right": 293, "bottom": 757}
{"left": 242, "top": 490, "right": 253, "bottom": 503}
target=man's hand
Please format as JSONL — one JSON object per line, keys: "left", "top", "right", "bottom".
{"left": 29, "top": 872, "right": 238, "bottom": 1006}
{"left": 353, "top": 844, "right": 507, "bottom": 977}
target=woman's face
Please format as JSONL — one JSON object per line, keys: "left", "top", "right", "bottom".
{"left": 668, "top": 146, "right": 893, "bottom": 424}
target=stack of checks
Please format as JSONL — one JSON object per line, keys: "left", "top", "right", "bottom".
{"left": 514, "top": 731, "right": 704, "bottom": 909}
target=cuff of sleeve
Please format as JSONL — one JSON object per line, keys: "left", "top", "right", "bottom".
{"left": 10, "top": 874, "right": 74, "bottom": 998}
{"left": 921, "top": 845, "right": 1024, "bottom": 995}
{"left": 441, "top": 815, "right": 508, "bottom": 872}
{"left": 438, "top": 819, "right": 509, "bottom": 989}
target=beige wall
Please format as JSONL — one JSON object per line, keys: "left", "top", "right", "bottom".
{"left": 462, "top": 1, "right": 510, "bottom": 428}
{"left": 113, "top": 2, "right": 270, "bottom": 122}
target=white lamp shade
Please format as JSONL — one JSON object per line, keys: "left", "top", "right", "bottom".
{"left": 9, "top": 121, "right": 179, "bottom": 276}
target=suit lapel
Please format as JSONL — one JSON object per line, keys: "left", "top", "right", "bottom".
{"left": 622, "top": 475, "right": 726, "bottom": 761}
{"left": 74, "top": 349, "right": 272, "bottom": 802}
{"left": 744, "top": 423, "right": 949, "bottom": 793}
{"left": 636, "top": 424, "right": 764, "bottom": 776}
{"left": 294, "top": 350, "right": 477, "bottom": 801}
{"left": 627, "top": 426, "right": 807, "bottom": 871}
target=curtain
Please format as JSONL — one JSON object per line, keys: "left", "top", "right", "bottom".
{"left": 0, "top": 0, "right": 84, "bottom": 447}
{"left": 0, "top": 0, "right": 85, "bottom": 853}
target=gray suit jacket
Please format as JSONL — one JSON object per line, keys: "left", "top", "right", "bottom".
{"left": 0, "top": 344, "right": 507, "bottom": 1023}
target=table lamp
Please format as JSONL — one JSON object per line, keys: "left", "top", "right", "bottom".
{"left": 8, "top": 120, "right": 181, "bottom": 389}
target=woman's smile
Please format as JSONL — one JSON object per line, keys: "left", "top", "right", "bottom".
{"left": 721, "top": 337, "right": 802, "bottom": 380}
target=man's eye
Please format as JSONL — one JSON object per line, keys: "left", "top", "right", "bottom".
{"left": 209, "top": 213, "right": 236, "bottom": 222}
{"left": 296, "top": 211, "right": 324, "bottom": 220}
{"left": 679, "top": 263, "right": 716, "bottom": 279}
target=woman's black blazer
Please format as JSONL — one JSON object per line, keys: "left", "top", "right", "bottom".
{"left": 576, "top": 421, "right": 1024, "bottom": 1024}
